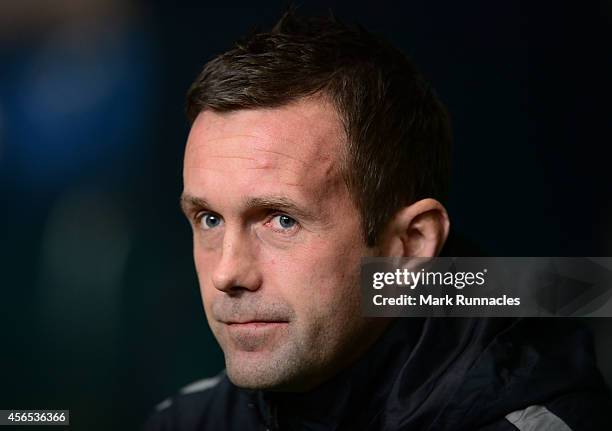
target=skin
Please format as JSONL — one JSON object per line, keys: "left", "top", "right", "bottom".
{"left": 181, "top": 96, "right": 449, "bottom": 392}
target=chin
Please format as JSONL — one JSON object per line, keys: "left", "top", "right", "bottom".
{"left": 224, "top": 353, "right": 308, "bottom": 392}
{"left": 226, "top": 365, "right": 287, "bottom": 390}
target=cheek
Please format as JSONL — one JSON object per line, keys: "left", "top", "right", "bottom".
{"left": 313, "top": 253, "right": 362, "bottom": 313}
{"left": 193, "top": 244, "right": 218, "bottom": 303}
{"left": 261, "top": 234, "right": 364, "bottom": 319}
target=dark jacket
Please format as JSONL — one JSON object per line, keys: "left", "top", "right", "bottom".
{"left": 144, "top": 317, "right": 612, "bottom": 430}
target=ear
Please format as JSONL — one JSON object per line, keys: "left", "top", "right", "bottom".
{"left": 378, "top": 198, "right": 450, "bottom": 257}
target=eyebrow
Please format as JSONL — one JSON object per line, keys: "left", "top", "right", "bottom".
{"left": 243, "top": 196, "right": 315, "bottom": 220}
{"left": 180, "top": 194, "right": 211, "bottom": 217}
{"left": 179, "top": 193, "right": 315, "bottom": 221}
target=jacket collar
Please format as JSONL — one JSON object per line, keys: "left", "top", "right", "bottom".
{"left": 240, "top": 317, "right": 600, "bottom": 431}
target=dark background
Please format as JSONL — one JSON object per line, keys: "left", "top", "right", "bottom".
{"left": 1, "top": 1, "right": 610, "bottom": 429}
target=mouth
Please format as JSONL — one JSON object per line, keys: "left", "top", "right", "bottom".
{"left": 223, "top": 320, "right": 289, "bottom": 354}
{"left": 225, "top": 320, "right": 288, "bottom": 327}
{"left": 223, "top": 319, "right": 290, "bottom": 335}
{"left": 223, "top": 320, "right": 289, "bottom": 350}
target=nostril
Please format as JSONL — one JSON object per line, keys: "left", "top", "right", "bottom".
{"left": 224, "top": 286, "right": 250, "bottom": 298}
{"left": 212, "top": 272, "right": 237, "bottom": 292}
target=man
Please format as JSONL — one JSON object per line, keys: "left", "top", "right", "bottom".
{"left": 146, "top": 11, "right": 611, "bottom": 430}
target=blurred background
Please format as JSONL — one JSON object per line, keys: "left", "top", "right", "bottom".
{"left": 0, "top": 1, "right": 610, "bottom": 429}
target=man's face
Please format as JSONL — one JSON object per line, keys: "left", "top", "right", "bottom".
{"left": 182, "top": 98, "right": 386, "bottom": 391}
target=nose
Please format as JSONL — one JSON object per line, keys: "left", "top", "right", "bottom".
{"left": 211, "top": 228, "right": 262, "bottom": 294}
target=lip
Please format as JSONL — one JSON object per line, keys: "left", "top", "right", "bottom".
{"left": 224, "top": 321, "right": 289, "bottom": 333}
{"left": 225, "top": 321, "right": 288, "bottom": 327}
{"left": 224, "top": 321, "right": 289, "bottom": 340}
{"left": 223, "top": 321, "right": 289, "bottom": 351}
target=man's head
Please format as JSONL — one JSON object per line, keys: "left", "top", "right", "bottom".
{"left": 181, "top": 11, "right": 451, "bottom": 392}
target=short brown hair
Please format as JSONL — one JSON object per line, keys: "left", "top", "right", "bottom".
{"left": 186, "top": 10, "right": 452, "bottom": 246}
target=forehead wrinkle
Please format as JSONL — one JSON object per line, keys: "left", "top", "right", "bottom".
{"left": 182, "top": 156, "right": 258, "bottom": 171}
{"left": 206, "top": 154, "right": 259, "bottom": 162}
{"left": 187, "top": 142, "right": 312, "bottom": 169}
{"left": 184, "top": 163, "right": 306, "bottom": 182}
{"left": 191, "top": 134, "right": 263, "bottom": 143}
{"left": 190, "top": 133, "right": 308, "bottom": 156}
{"left": 251, "top": 146, "right": 311, "bottom": 166}
{"left": 244, "top": 164, "right": 305, "bottom": 176}
{"left": 191, "top": 143, "right": 327, "bottom": 169}
{"left": 188, "top": 120, "right": 341, "bottom": 172}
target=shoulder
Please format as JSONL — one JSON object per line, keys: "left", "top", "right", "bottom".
{"left": 475, "top": 394, "right": 612, "bottom": 431}
{"left": 143, "top": 371, "right": 257, "bottom": 431}
{"left": 542, "top": 390, "right": 612, "bottom": 430}
{"left": 479, "top": 319, "right": 612, "bottom": 430}
{"left": 433, "top": 318, "right": 612, "bottom": 430}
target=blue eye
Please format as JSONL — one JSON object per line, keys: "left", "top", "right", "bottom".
{"left": 272, "top": 214, "right": 297, "bottom": 230}
{"left": 200, "top": 213, "right": 223, "bottom": 229}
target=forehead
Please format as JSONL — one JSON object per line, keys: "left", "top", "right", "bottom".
{"left": 186, "top": 98, "right": 344, "bottom": 165}
{"left": 183, "top": 98, "right": 348, "bottom": 203}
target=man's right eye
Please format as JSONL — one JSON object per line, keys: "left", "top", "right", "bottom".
{"left": 197, "top": 213, "right": 224, "bottom": 230}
